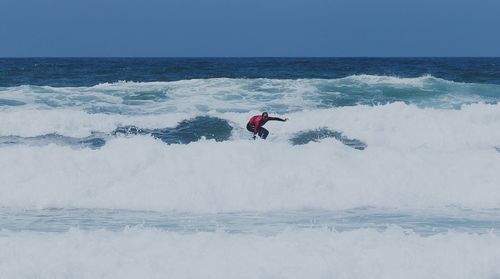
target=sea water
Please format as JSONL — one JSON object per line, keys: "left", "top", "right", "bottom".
{"left": 1, "top": 58, "right": 500, "bottom": 278}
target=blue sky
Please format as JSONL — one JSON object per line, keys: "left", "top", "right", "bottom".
{"left": 1, "top": 0, "right": 499, "bottom": 57}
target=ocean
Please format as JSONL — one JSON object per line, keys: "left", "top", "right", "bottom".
{"left": 1, "top": 58, "right": 500, "bottom": 278}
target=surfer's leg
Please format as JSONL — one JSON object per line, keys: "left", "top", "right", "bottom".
{"left": 246, "top": 124, "right": 255, "bottom": 132}
{"left": 258, "top": 128, "right": 269, "bottom": 139}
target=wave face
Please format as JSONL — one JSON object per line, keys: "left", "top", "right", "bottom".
{"left": 113, "top": 116, "right": 233, "bottom": 144}
{"left": 1, "top": 58, "right": 500, "bottom": 278}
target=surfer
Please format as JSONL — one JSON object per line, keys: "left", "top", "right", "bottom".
{"left": 247, "top": 112, "right": 288, "bottom": 139}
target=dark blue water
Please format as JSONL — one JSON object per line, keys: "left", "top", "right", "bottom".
{"left": 113, "top": 116, "right": 233, "bottom": 144}
{"left": 290, "top": 128, "right": 367, "bottom": 150}
{"left": 1, "top": 58, "right": 500, "bottom": 87}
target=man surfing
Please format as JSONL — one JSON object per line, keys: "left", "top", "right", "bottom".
{"left": 247, "top": 112, "right": 288, "bottom": 139}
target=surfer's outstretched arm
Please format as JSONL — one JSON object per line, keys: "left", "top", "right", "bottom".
{"left": 268, "top": 117, "right": 288, "bottom": 122}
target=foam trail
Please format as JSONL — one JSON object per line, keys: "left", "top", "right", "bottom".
{"left": 1, "top": 228, "right": 500, "bottom": 279}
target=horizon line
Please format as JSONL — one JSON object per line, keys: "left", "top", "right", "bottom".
{"left": 1, "top": 56, "right": 500, "bottom": 59}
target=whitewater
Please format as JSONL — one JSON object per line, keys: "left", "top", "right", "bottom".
{"left": 1, "top": 104, "right": 500, "bottom": 211}
{"left": 1, "top": 61, "right": 500, "bottom": 278}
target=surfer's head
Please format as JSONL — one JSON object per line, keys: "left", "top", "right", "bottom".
{"left": 262, "top": 112, "right": 268, "bottom": 120}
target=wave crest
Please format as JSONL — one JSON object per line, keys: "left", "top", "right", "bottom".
{"left": 1, "top": 75, "right": 498, "bottom": 113}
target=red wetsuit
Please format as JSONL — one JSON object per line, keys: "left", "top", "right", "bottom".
{"left": 246, "top": 114, "right": 286, "bottom": 139}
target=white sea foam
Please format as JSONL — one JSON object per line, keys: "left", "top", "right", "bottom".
{"left": 0, "top": 128, "right": 499, "bottom": 211}
{"left": 0, "top": 91, "right": 499, "bottom": 212}
{"left": 1, "top": 102, "right": 500, "bottom": 151}
{"left": 1, "top": 76, "right": 497, "bottom": 115}
{"left": 1, "top": 227, "right": 499, "bottom": 279}
{"left": 1, "top": 103, "right": 499, "bottom": 211}
{"left": 0, "top": 109, "right": 189, "bottom": 137}
{"left": 257, "top": 102, "right": 500, "bottom": 151}
{"left": 0, "top": 78, "right": 320, "bottom": 114}
{"left": 344, "top": 74, "right": 441, "bottom": 86}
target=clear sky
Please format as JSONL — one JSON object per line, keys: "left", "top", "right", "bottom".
{"left": 1, "top": 0, "right": 499, "bottom": 57}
